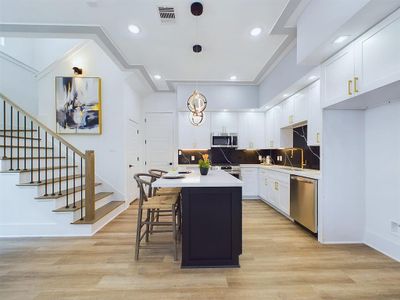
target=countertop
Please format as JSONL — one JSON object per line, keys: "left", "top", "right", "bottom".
{"left": 240, "top": 164, "right": 321, "bottom": 180}
{"left": 153, "top": 169, "right": 243, "bottom": 188}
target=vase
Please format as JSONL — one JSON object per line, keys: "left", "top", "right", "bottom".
{"left": 200, "top": 166, "right": 209, "bottom": 175}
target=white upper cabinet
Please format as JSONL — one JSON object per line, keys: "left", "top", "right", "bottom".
{"left": 307, "top": 80, "right": 322, "bottom": 146}
{"left": 321, "top": 9, "right": 400, "bottom": 108}
{"left": 210, "top": 112, "right": 238, "bottom": 133}
{"left": 293, "top": 91, "right": 307, "bottom": 124}
{"left": 238, "top": 112, "right": 265, "bottom": 149}
{"left": 354, "top": 10, "right": 400, "bottom": 94}
{"left": 280, "top": 96, "right": 294, "bottom": 128}
{"left": 321, "top": 44, "right": 355, "bottom": 108}
{"left": 178, "top": 112, "right": 211, "bottom": 149}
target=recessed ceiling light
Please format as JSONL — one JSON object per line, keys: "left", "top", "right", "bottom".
{"left": 153, "top": 74, "right": 161, "bottom": 80}
{"left": 230, "top": 75, "right": 237, "bottom": 80}
{"left": 0, "top": 37, "right": 4, "bottom": 47}
{"left": 128, "top": 24, "right": 140, "bottom": 34}
{"left": 308, "top": 75, "right": 317, "bottom": 80}
{"left": 333, "top": 35, "right": 350, "bottom": 44}
{"left": 250, "top": 27, "right": 262, "bottom": 37}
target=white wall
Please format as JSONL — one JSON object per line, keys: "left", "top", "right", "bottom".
{"left": 0, "top": 54, "right": 38, "bottom": 115}
{"left": 258, "top": 47, "right": 313, "bottom": 108}
{"left": 321, "top": 109, "right": 365, "bottom": 243}
{"left": 177, "top": 84, "right": 258, "bottom": 111}
{"left": 37, "top": 41, "right": 144, "bottom": 199}
{"left": 364, "top": 101, "right": 400, "bottom": 261}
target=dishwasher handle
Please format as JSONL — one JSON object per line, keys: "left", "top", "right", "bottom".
{"left": 291, "top": 176, "right": 316, "bottom": 184}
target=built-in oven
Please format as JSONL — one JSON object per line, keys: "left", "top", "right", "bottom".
{"left": 211, "top": 133, "right": 238, "bottom": 148}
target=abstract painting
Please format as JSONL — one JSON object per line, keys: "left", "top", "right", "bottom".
{"left": 55, "top": 77, "right": 102, "bottom": 134}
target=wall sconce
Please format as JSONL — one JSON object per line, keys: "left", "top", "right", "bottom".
{"left": 72, "top": 67, "right": 83, "bottom": 75}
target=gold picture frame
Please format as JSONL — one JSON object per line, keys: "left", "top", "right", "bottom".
{"left": 55, "top": 76, "right": 102, "bottom": 135}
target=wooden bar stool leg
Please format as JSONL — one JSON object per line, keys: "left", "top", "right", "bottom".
{"left": 135, "top": 207, "right": 143, "bottom": 261}
{"left": 145, "top": 209, "right": 151, "bottom": 242}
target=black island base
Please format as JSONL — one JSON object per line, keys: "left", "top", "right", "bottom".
{"left": 181, "top": 186, "right": 242, "bottom": 268}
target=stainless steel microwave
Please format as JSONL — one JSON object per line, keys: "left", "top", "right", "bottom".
{"left": 211, "top": 133, "right": 238, "bottom": 148}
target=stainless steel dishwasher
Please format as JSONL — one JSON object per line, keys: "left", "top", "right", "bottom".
{"left": 290, "top": 175, "right": 318, "bottom": 233}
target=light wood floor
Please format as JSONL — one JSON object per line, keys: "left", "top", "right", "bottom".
{"left": 1, "top": 200, "right": 400, "bottom": 300}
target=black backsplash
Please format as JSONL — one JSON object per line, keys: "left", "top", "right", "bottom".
{"left": 178, "top": 125, "right": 320, "bottom": 170}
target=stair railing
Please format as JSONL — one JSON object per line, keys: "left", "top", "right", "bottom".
{"left": 0, "top": 93, "right": 95, "bottom": 222}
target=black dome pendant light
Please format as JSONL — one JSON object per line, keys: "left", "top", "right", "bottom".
{"left": 187, "top": 1, "right": 207, "bottom": 126}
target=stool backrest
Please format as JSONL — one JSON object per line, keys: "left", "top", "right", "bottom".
{"left": 148, "top": 169, "right": 168, "bottom": 180}
{"left": 134, "top": 173, "right": 158, "bottom": 207}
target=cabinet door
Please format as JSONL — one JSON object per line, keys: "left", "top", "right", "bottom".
{"left": 178, "top": 112, "right": 194, "bottom": 149}
{"left": 238, "top": 113, "right": 249, "bottom": 149}
{"left": 293, "top": 91, "right": 307, "bottom": 124}
{"left": 241, "top": 168, "right": 258, "bottom": 197}
{"left": 178, "top": 112, "right": 210, "bottom": 149}
{"left": 321, "top": 44, "right": 355, "bottom": 108}
{"left": 210, "top": 112, "right": 238, "bottom": 133}
{"left": 265, "top": 109, "right": 274, "bottom": 149}
{"left": 281, "top": 97, "right": 294, "bottom": 128}
{"left": 307, "top": 80, "right": 322, "bottom": 146}
{"left": 279, "top": 181, "right": 290, "bottom": 215}
{"left": 355, "top": 11, "right": 400, "bottom": 95}
{"left": 252, "top": 113, "right": 265, "bottom": 149}
{"left": 258, "top": 169, "right": 267, "bottom": 200}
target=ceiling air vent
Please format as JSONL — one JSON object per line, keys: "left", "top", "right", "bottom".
{"left": 158, "top": 6, "right": 176, "bottom": 23}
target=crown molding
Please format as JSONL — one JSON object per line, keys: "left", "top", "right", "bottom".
{"left": 0, "top": 50, "right": 38, "bottom": 74}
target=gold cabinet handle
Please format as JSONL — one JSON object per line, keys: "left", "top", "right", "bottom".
{"left": 316, "top": 132, "right": 320, "bottom": 144}
{"left": 354, "top": 77, "right": 359, "bottom": 93}
{"left": 348, "top": 80, "right": 353, "bottom": 96}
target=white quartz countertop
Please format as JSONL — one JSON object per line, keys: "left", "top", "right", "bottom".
{"left": 153, "top": 169, "right": 243, "bottom": 188}
{"left": 240, "top": 164, "right": 321, "bottom": 180}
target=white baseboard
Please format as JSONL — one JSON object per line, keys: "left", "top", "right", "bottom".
{"left": 364, "top": 231, "right": 400, "bottom": 262}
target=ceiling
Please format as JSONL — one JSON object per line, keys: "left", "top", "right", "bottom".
{"left": 0, "top": 0, "right": 305, "bottom": 91}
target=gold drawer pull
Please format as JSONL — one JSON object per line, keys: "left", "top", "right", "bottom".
{"left": 354, "top": 77, "right": 359, "bottom": 93}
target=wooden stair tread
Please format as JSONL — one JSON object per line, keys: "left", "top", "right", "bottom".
{"left": 0, "top": 165, "right": 77, "bottom": 174}
{"left": 17, "top": 174, "right": 85, "bottom": 186}
{"left": 53, "top": 192, "right": 113, "bottom": 212}
{"left": 35, "top": 182, "right": 101, "bottom": 199}
{"left": 72, "top": 201, "right": 124, "bottom": 224}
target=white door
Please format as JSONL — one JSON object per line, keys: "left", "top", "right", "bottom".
{"left": 145, "top": 112, "right": 174, "bottom": 171}
{"left": 127, "top": 120, "right": 142, "bottom": 202}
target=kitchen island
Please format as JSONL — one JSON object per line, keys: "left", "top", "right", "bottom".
{"left": 153, "top": 169, "right": 243, "bottom": 268}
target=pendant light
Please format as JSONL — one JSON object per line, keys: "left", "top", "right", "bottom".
{"left": 186, "top": 2, "right": 206, "bottom": 126}
{"left": 189, "top": 111, "right": 204, "bottom": 126}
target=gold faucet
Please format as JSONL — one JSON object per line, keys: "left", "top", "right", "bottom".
{"left": 285, "top": 148, "right": 306, "bottom": 169}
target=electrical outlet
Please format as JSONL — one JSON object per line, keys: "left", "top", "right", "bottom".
{"left": 258, "top": 155, "right": 262, "bottom": 161}
{"left": 191, "top": 156, "right": 195, "bottom": 161}
{"left": 178, "top": 150, "right": 182, "bottom": 155}
{"left": 391, "top": 221, "right": 400, "bottom": 236}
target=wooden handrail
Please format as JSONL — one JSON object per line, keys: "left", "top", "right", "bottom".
{"left": 0, "top": 92, "right": 85, "bottom": 157}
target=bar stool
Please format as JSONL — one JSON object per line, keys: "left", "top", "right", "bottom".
{"left": 133, "top": 173, "right": 179, "bottom": 261}
{"left": 148, "top": 169, "right": 182, "bottom": 234}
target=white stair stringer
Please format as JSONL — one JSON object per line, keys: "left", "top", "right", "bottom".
{"left": 0, "top": 172, "right": 128, "bottom": 237}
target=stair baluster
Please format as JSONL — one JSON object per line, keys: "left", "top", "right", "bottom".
{"left": 58, "top": 140, "right": 62, "bottom": 195}
{"left": 37, "top": 127, "right": 41, "bottom": 183}
{"left": 80, "top": 157, "right": 83, "bottom": 220}
{"left": 51, "top": 136, "right": 55, "bottom": 196}
{"left": 2, "top": 100, "right": 5, "bottom": 159}
{"left": 9, "top": 106, "right": 13, "bottom": 170}
{"left": 44, "top": 131, "right": 47, "bottom": 196}
{"left": 23, "top": 116, "right": 27, "bottom": 170}
{"left": 65, "top": 146, "right": 69, "bottom": 208}
{"left": 29, "top": 120, "right": 33, "bottom": 183}
{"left": 73, "top": 152, "right": 76, "bottom": 208}
{"left": 16, "top": 111, "right": 20, "bottom": 170}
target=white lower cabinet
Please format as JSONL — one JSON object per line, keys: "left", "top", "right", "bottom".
{"left": 241, "top": 167, "right": 258, "bottom": 198}
{"left": 257, "top": 168, "right": 290, "bottom": 216}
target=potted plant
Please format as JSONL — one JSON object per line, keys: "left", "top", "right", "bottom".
{"left": 198, "top": 154, "right": 210, "bottom": 175}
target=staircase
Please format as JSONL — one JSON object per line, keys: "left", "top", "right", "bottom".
{"left": 0, "top": 93, "right": 126, "bottom": 237}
